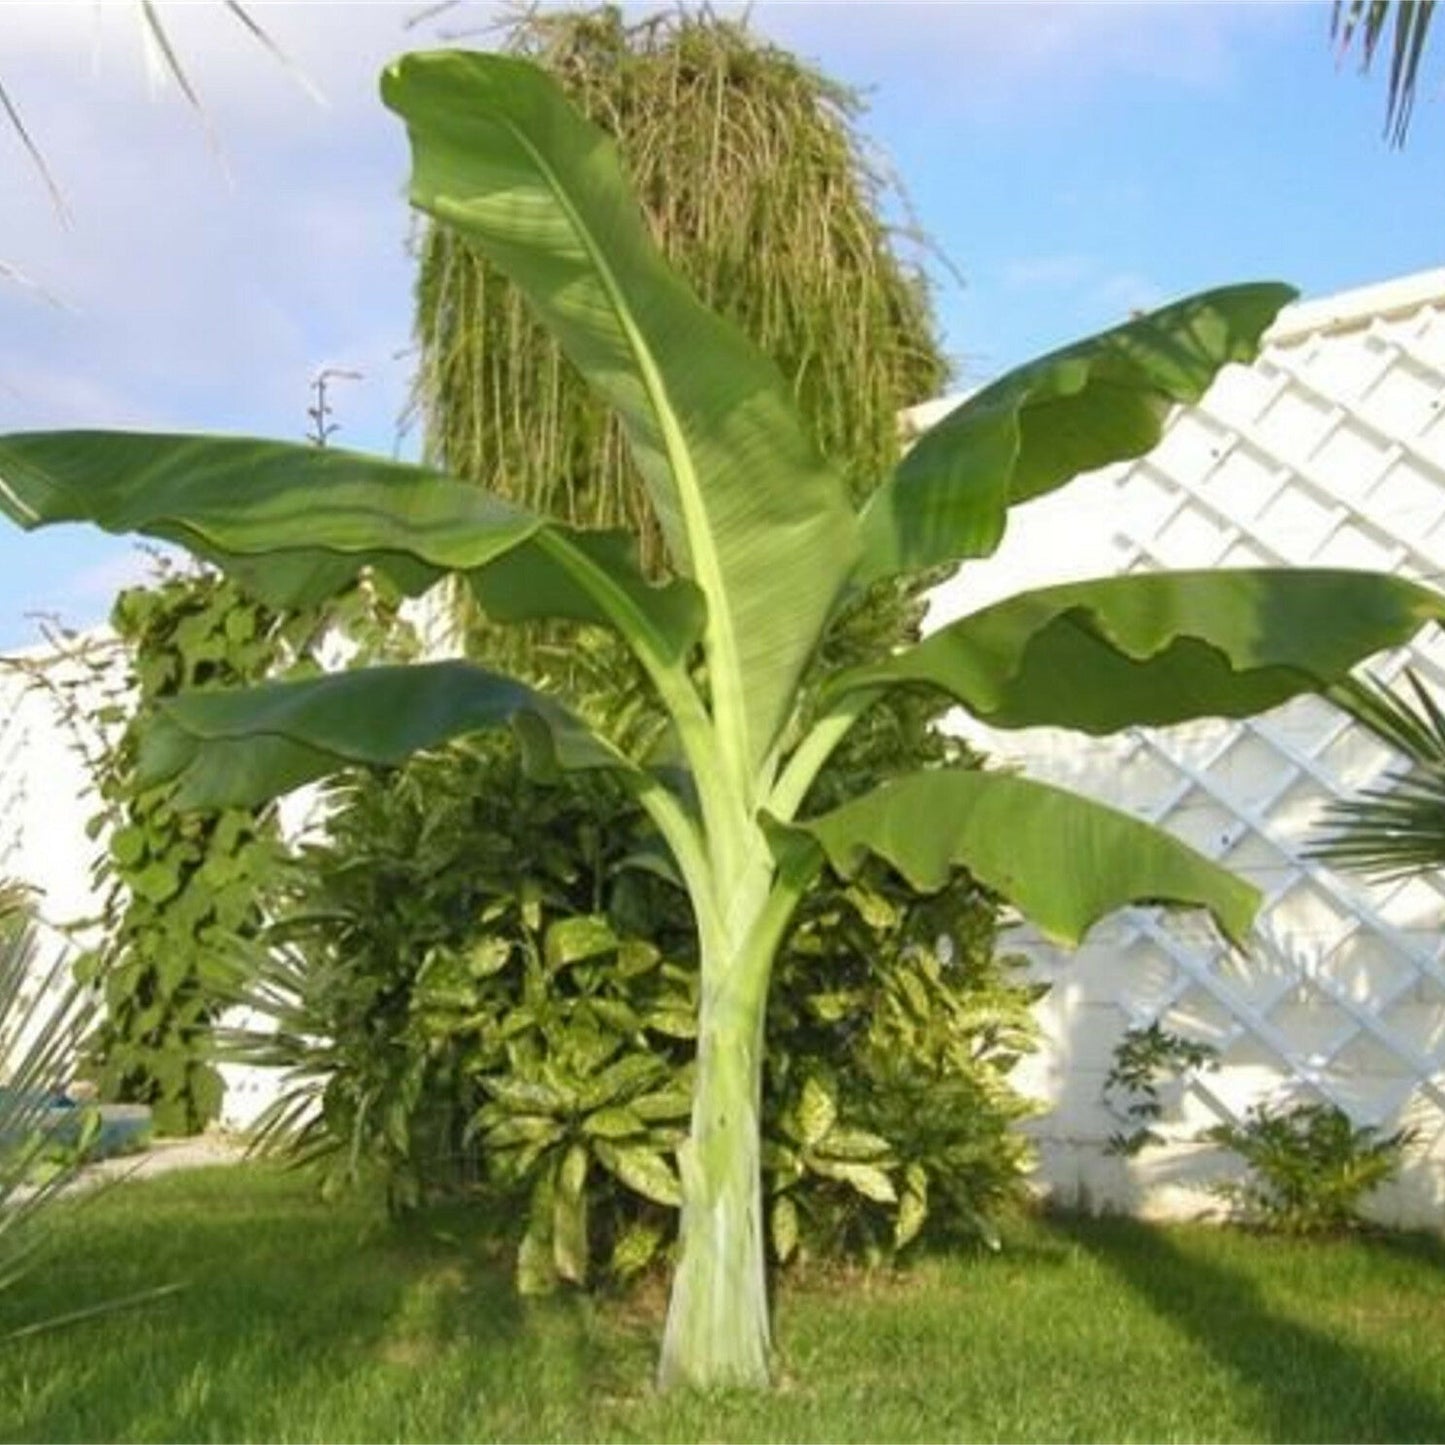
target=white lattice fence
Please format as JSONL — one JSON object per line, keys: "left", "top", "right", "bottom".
{"left": 928, "top": 269, "right": 1445, "bottom": 1226}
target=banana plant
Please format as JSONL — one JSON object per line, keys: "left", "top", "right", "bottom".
{"left": 3, "top": 52, "right": 1445, "bottom": 1389}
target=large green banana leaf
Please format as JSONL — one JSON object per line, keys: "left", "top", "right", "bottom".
{"left": 0, "top": 431, "right": 703, "bottom": 671}
{"left": 828, "top": 569, "right": 1445, "bottom": 733}
{"left": 468, "top": 528, "right": 702, "bottom": 668}
{"left": 854, "top": 283, "right": 1295, "bottom": 589}
{"left": 381, "top": 51, "right": 858, "bottom": 778}
{"left": 779, "top": 770, "right": 1259, "bottom": 948}
{"left": 136, "top": 661, "right": 629, "bottom": 809}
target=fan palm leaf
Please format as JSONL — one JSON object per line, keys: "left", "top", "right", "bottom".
{"left": 5, "top": 2, "right": 315, "bottom": 227}
{"left": 1311, "top": 669, "right": 1445, "bottom": 879}
{"left": 1333, "top": 0, "right": 1438, "bottom": 145}
{"left": 0, "top": 885, "right": 94, "bottom": 1301}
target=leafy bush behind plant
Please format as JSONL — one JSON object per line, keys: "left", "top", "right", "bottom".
{"left": 242, "top": 721, "right": 1041, "bottom": 1287}
{"left": 242, "top": 735, "right": 693, "bottom": 1212}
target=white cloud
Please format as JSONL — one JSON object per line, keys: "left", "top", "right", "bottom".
{"left": 0, "top": 3, "right": 426, "bottom": 441}
{"left": 63, "top": 543, "right": 175, "bottom": 605}
{"left": 996, "top": 249, "right": 1162, "bottom": 307}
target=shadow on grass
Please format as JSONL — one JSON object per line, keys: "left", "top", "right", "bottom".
{"left": 0, "top": 1167, "right": 548, "bottom": 1443}
{"left": 1364, "top": 1223, "right": 1445, "bottom": 1272}
{"left": 1054, "top": 1214, "right": 1445, "bottom": 1443}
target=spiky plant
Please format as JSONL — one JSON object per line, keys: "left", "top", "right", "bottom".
{"left": 0, "top": 882, "right": 92, "bottom": 1306}
{"left": 1333, "top": 0, "right": 1438, "bottom": 146}
{"left": 1311, "top": 669, "right": 1445, "bottom": 879}
{"left": 0, "top": 881, "right": 185, "bottom": 1337}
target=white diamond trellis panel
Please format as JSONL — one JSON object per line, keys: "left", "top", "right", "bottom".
{"left": 926, "top": 269, "right": 1445, "bottom": 1227}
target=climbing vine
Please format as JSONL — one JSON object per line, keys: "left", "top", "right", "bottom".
{"left": 71, "top": 567, "right": 313, "bottom": 1133}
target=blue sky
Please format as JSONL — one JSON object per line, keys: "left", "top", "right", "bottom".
{"left": 1, "top": 1, "right": 1442, "bottom": 650}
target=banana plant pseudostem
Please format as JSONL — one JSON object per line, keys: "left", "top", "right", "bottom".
{"left": 2, "top": 52, "right": 1444, "bottom": 1390}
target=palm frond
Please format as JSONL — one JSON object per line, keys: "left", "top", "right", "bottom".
{"left": 136, "top": 0, "right": 223, "bottom": 162}
{"left": 5, "top": 1, "right": 322, "bottom": 239}
{"left": 1333, "top": 0, "right": 1438, "bottom": 145}
{"left": 0, "top": 76, "right": 73, "bottom": 225}
{"left": 0, "top": 884, "right": 185, "bottom": 1338}
{"left": 1311, "top": 669, "right": 1445, "bottom": 879}
{"left": 0, "top": 892, "right": 96, "bottom": 1302}
{"left": 219, "top": 1, "right": 327, "bottom": 108}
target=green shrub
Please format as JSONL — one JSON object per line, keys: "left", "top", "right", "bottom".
{"left": 243, "top": 724, "right": 1041, "bottom": 1285}
{"left": 72, "top": 569, "right": 307, "bottom": 1135}
{"left": 241, "top": 735, "right": 695, "bottom": 1213}
{"left": 766, "top": 863, "right": 1041, "bottom": 1263}
{"left": 1206, "top": 1100, "right": 1414, "bottom": 1234}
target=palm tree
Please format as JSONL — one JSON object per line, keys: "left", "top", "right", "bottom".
{"left": 1333, "top": 0, "right": 1438, "bottom": 144}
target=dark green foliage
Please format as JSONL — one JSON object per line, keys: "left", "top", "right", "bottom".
{"left": 1206, "top": 1100, "right": 1415, "bottom": 1234}
{"left": 239, "top": 736, "right": 699, "bottom": 1291}
{"left": 240, "top": 734, "right": 696, "bottom": 1225}
{"left": 766, "top": 857, "right": 1041, "bottom": 1263}
{"left": 763, "top": 654, "right": 1039, "bottom": 1261}
{"left": 1103, "top": 1022, "right": 1220, "bottom": 1157}
{"left": 244, "top": 722, "right": 1039, "bottom": 1284}
{"left": 73, "top": 570, "right": 314, "bottom": 1135}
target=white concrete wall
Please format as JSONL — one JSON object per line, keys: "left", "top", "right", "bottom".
{"left": 925, "top": 270, "right": 1445, "bottom": 1226}
{"left": 0, "top": 638, "right": 122, "bottom": 1066}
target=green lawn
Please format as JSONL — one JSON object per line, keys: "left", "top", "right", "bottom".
{"left": 3, "top": 1164, "right": 1445, "bottom": 1443}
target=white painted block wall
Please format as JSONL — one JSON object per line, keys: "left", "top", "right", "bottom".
{"left": 0, "top": 639, "right": 120, "bottom": 1061}
{"left": 924, "top": 268, "right": 1445, "bottom": 1226}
